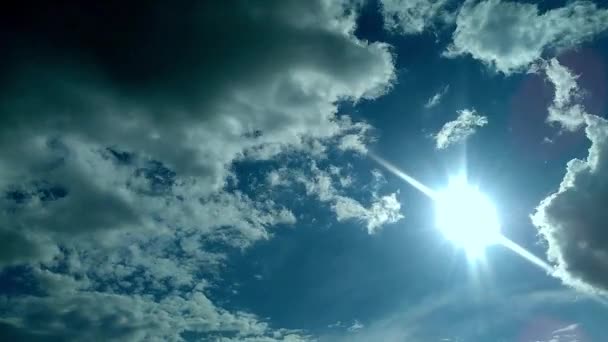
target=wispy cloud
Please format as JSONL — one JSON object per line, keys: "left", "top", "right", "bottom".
{"left": 543, "top": 58, "right": 587, "bottom": 131}
{"left": 433, "top": 109, "right": 488, "bottom": 149}
{"left": 552, "top": 323, "right": 579, "bottom": 334}
{"left": 424, "top": 84, "right": 450, "bottom": 109}
{"left": 271, "top": 162, "right": 403, "bottom": 234}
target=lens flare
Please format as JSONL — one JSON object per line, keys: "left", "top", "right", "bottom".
{"left": 434, "top": 175, "right": 501, "bottom": 259}
{"left": 371, "top": 154, "right": 553, "bottom": 272}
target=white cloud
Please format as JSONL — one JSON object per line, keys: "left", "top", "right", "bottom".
{"left": 380, "top": 0, "right": 453, "bottom": 34}
{"left": 445, "top": 0, "right": 608, "bottom": 74}
{"left": 433, "top": 109, "right": 488, "bottom": 149}
{"left": 552, "top": 323, "right": 579, "bottom": 335}
{"left": 332, "top": 193, "right": 402, "bottom": 233}
{"left": 275, "top": 163, "right": 404, "bottom": 233}
{"left": 532, "top": 114, "right": 608, "bottom": 296}
{"left": 424, "top": 84, "right": 450, "bottom": 109}
{"left": 543, "top": 58, "right": 587, "bottom": 131}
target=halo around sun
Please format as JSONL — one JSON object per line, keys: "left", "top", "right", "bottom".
{"left": 434, "top": 175, "right": 501, "bottom": 258}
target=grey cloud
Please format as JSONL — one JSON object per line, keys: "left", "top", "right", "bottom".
{"left": 445, "top": 0, "right": 608, "bottom": 74}
{"left": 532, "top": 114, "right": 608, "bottom": 295}
{"left": 0, "top": 0, "right": 395, "bottom": 265}
{"left": 0, "top": 0, "right": 397, "bottom": 340}
{"left": 0, "top": 0, "right": 395, "bottom": 185}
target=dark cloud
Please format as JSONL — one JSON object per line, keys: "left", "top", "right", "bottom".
{"left": 533, "top": 114, "right": 608, "bottom": 295}
{"left": 0, "top": 1, "right": 398, "bottom": 340}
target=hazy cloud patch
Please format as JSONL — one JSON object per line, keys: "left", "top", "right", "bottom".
{"left": 424, "top": 84, "right": 450, "bottom": 109}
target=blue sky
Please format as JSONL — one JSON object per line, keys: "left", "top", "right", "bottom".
{"left": 1, "top": 0, "right": 608, "bottom": 341}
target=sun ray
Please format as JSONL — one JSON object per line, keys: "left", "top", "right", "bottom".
{"left": 372, "top": 155, "right": 555, "bottom": 270}
{"left": 369, "top": 153, "right": 437, "bottom": 200}
{"left": 497, "top": 235, "right": 554, "bottom": 274}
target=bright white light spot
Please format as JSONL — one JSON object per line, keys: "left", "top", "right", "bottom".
{"left": 435, "top": 175, "right": 501, "bottom": 259}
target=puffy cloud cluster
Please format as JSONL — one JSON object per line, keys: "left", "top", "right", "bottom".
{"left": 445, "top": 0, "right": 608, "bottom": 73}
{"left": 433, "top": 109, "right": 488, "bottom": 149}
{"left": 0, "top": 0, "right": 398, "bottom": 340}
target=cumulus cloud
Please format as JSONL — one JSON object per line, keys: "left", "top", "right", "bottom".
{"left": 0, "top": 1, "right": 397, "bottom": 340}
{"left": 532, "top": 114, "right": 608, "bottom": 296}
{"left": 543, "top": 58, "right": 587, "bottom": 131}
{"left": 433, "top": 109, "right": 488, "bottom": 149}
{"left": 532, "top": 54, "right": 608, "bottom": 296}
{"left": 380, "top": 0, "right": 453, "bottom": 34}
{"left": 424, "top": 84, "right": 450, "bottom": 109}
{"left": 445, "top": 0, "right": 608, "bottom": 73}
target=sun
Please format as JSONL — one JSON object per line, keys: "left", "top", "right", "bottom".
{"left": 434, "top": 175, "right": 501, "bottom": 259}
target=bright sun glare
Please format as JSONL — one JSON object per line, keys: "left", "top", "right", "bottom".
{"left": 434, "top": 175, "right": 501, "bottom": 259}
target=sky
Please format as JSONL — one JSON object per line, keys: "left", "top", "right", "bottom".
{"left": 1, "top": 0, "right": 608, "bottom": 341}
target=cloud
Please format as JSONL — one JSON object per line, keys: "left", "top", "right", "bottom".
{"left": 433, "top": 109, "right": 488, "bottom": 149}
{"left": 0, "top": 1, "right": 397, "bottom": 340}
{"left": 346, "top": 320, "right": 364, "bottom": 333}
{"left": 0, "top": 289, "right": 309, "bottom": 342}
{"left": 532, "top": 53, "right": 608, "bottom": 296}
{"left": 285, "top": 163, "right": 403, "bottom": 233}
{"left": 380, "top": 0, "right": 453, "bottom": 34}
{"left": 445, "top": 0, "right": 608, "bottom": 74}
{"left": 532, "top": 114, "right": 608, "bottom": 296}
{"left": 424, "top": 84, "right": 450, "bottom": 109}
{"left": 552, "top": 323, "right": 579, "bottom": 334}
{"left": 543, "top": 58, "right": 587, "bottom": 131}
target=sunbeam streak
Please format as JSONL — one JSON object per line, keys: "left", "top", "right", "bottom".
{"left": 372, "top": 154, "right": 555, "bottom": 273}
{"left": 497, "top": 235, "right": 554, "bottom": 274}
{"left": 369, "top": 154, "right": 437, "bottom": 200}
